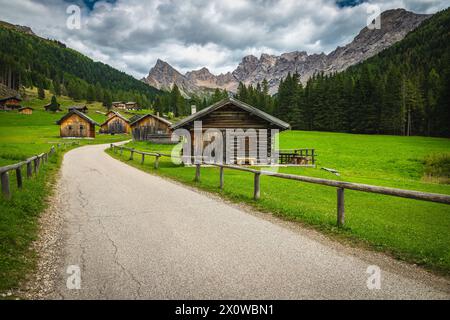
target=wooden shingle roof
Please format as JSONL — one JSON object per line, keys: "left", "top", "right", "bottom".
{"left": 100, "top": 111, "right": 129, "bottom": 126}
{"left": 56, "top": 109, "right": 99, "bottom": 126}
{"left": 171, "top": 97, "right": 290, "bottom": 130}
{"left": 129, "top": 113, "right": 172, "bottom": 127}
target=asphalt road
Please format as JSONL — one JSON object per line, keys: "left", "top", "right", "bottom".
{"left": 50, "top": 143, "right": 450, "bottom": 299}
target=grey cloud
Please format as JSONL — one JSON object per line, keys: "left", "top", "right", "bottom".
{"left": 0, "top": 0, "right": 448, "bottom": 78}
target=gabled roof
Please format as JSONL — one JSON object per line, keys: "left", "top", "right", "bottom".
{"left": 56, "top": 109, "right": 99, "bottom": 126}
{"left": 129, "top": 113, "right": 172, "bottom": 127}
{"left": 171, "top": 97, "right": 290, "bottom": 130}
{"left": 0, "top": 96, "right": 22, "bottom": 102}
{"left": 100, "top": 111, "right": 129, "bottom": 126}
{"left": 68, "top": 105, "right": 88, "bottom": 110}
{"left": 128, "top": 114, "right": 143, "bottom": 123}
{"left": 18, "top": 106, "right": 33, "bottom": 111}
{"left": 44, "top": 102, "right": 61, "bottom": 108}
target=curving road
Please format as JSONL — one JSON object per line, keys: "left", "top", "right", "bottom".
{"left": 49, "top": 143, "right": 450, "bottom": 299}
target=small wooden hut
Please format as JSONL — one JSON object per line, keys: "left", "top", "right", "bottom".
{"left": 44, "top": 102, "right": 62, "bottom": 112}
{"left": 18, "top": 107, "right": 33, "bottom": 115}
{"left": 171, "top": 97, "right": 290, "bottom": 164}
{"left": 56, "top": 109, "right": 99, "bottom": 138}
{"left": 100, "top": 111, "right": 131, "bottom": 134}
{"left": 68, "top": 105, "right": 89, "bottom": 113}
{"left": 130, "top": 114, "right": 173, "bottom": 143}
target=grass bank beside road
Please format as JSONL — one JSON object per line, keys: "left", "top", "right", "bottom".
{"left": 106, "top": 131, "right": 450, "bottom": 275}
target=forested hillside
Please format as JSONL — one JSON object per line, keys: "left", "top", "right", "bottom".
{"left": 0, "top": 23, "right": 162, "bottom": 107}
{"left": 236, "top": 8, "right": 450, "bottom": 137}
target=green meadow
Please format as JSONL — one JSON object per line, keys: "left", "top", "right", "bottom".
{"left": 107, "top": 131, "right": 450, "bottom": 274}
{"left": 0, "top": 90, "right": 128, "bottom": 292}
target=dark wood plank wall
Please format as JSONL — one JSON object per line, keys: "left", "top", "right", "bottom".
{"left": 60, "top": 114, "right": 95, "bottom": 138}
{"left": 186, "top": 104, "right": 276, "bottom": 164}
{"left": 101, "top": 116, "right": 130, "bottom": 134}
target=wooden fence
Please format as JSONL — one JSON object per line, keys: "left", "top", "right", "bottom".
{"left": 110, "top": 144, "right": 450, "bottom": 227}
{"left": 0, "top": 142, "right": 79, "bottom": 200}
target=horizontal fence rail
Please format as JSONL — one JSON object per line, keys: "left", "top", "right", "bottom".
{"left": 110, "top": 144, "right": 450, "bottom": 226}
{"left": 0, "top": 142, "right": 79, "bottom": 200}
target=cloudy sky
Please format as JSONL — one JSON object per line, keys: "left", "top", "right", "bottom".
{"left": 0, "top": 0, "right": 448, "bottom": 78}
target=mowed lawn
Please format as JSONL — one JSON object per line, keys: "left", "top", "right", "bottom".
{"left": 107, "top": 131, "right": 450, "bottom": 274}
{"left": 0, "top": 92, "right": 129, "bottom": 293}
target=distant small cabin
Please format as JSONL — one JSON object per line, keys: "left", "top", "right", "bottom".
{"left": 0, "top": 96, "right": 22, "bottom": 110}
{"left": 68, "top": 105, "right": 89, "bottom": 113}
{"left": 125, "top": 102, "right": 139, "bottom": 110}
{"left": 131, "top": 114, "right": 173, "bottom": 143}
{"left": 112, "top": 101, "right": 126, "bottom": 109}
{"left": 171, "top": 97, "right": 290, "bottom": 165}
{"left": 18, "top": 106, "right": 33, "bottom": 115}
{"left": 56, "top": 109, "right": 99, "bottom": 138}
{"left": 100, "top": 111, "right": 131, "bottom": 134}
{"left": 44, "top": 102, "right": 62, "bottom": 112}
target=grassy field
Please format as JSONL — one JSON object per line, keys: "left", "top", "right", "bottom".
{"left": 106, "top": 131, "right": 450, "bottom": 275}
{"left": 0, "top": 89, "right": 129, "bottom": 293}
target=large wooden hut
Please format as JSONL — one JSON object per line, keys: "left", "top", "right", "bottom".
{"left": 171, "top": 97, "right": 290, "bottom": 165}
{"left": 130, "top": 114, "right": 173, "bottom": 143}
{"left": 56, "top": 109, "right": 99, "bottom": 138}
{"left": 100, "top": 111, "right": 131, "bottom": 134}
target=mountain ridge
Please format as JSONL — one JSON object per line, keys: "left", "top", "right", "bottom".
{"left": 143, "top": 8, "right": 431, "bottom": 95}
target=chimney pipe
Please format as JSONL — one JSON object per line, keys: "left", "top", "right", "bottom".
{"left": 156, "top": 111, "right": 160, "bottom": 117}
{"left": 191, "top": 105, "right": 197, "bottom": 115}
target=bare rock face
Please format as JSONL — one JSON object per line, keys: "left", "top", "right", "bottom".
{"left": 143, "top": 59, "right": 200, "bottom": 96}
{"left": 144, "top": 9, "right": 430, "bottom": 96}
{"left": 325, "top": 9, "right": 430, "bottom": 74}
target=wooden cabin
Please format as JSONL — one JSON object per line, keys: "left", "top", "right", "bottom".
{"left": 18, "top": 107, "right": 33, "bottom": 115}
{"left": 130, "top": 114, "right": 173, "bottom": 143}
{"left": 112, "top": 101, "right": 126, "bottom": 109}
{"left": 44, "top": 102, "right": 62, "bottom": 112}
{"left": 0, "top": 96, "right": 22, "bottom": 110}
{"left": 100, "top": 111, "right": 131, "bottom": 134}
{"left": 125, "top": 102, "right": 139, "bottom": 110}
{"left": 68, "top": 105, "right": 89, "bottom": 113}
{"left": 56, "top": 109, "right": 99, "bottom": 138}
{"left": 171, "top": 97, "right": 290, "bottom": 165}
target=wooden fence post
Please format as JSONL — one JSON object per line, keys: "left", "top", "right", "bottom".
{"left": 120, "top": 147, "right": 123, "bottom": 156}
{"left": 141, "top": 153, "right": 145, "bottom": 164}
{"left": 34, "top": 157, "right": 39, "bottom": 174}
{"left": 311, "top": 149, "right": 315, "bottom": 165}
{"left": 219, "top": 166, "right": 224, "bottom": 189}
{"left": 194, "top": 163, "right": 201, "bottom": 182}
{"left": 337, "top": 187, "right": 345, "bottom": 227}
{"left": 254, "top": 172, "right": 261, "bottom": 200}
{"left": 27, "top": 161, "right": 33, "bottom": 178}
{"left": 129, "top": 149, "right": 134, "bottom": 160}
{"left": 154, "top": 155, "right": 160, "bottom": 169}
{"left": 1, "top": 172, "right": 11, "bottom": 199}
{"left": 16, "top": 167, "right": 23, "bottom": 189}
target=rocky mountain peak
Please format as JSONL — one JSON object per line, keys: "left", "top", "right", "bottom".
{"left": 144, "top": 9, "right": 431, "bottom": 96}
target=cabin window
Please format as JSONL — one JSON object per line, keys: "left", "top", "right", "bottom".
{"left": 68, "top": 125, "right": 72, "bottom": 130}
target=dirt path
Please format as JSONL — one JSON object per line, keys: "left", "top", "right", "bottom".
{"left": 42, "top": 143, "right": 449, "bottom": 299}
